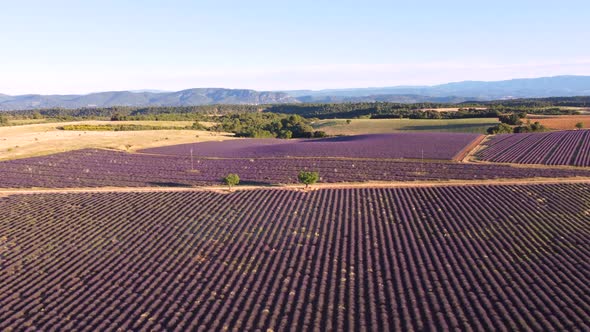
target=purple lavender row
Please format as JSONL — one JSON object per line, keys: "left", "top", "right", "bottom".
{"left": 140, "top": 133, "right": 482, "bottom": 160}
{"left": 477, "top": 130, "right": 590, "bottom": 167}
{"left": 1, "top": 149, "right": 590, "bottom": 188}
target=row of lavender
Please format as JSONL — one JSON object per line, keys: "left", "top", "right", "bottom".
{"left": 140, "top": 132, "right": 482, "bottom": 160}
{"left": 1, "top": 149, "right": 590, "bottom": 188}
{"left": 476, "top": 130, "right": 590, "bottom": 167}
{"left": 1, "top": 184, "right": 589, "bottom": 330}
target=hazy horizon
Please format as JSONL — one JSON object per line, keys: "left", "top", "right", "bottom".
{"left": 1, "top": 0, "right": 589, "bottom": 95}
{"left": 0, "top": 74, "right": 588, "bottom": 96}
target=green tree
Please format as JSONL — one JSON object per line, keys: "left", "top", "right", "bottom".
{"left": 223, "top": 173, "right": 240, "bottom": 191}
{"left": 298, "top": 171, "right": 319, "bottom": 189}
{"left": 575, "top": 122, "right": 584, "bottom": 129}
{"left": 0, "top": 115, "right": 8, "bottom": 126}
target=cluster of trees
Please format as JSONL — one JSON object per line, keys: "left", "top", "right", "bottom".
{"left": 476, "top": 96, "right": 590, "bottom": 108}
{"left": 513, "top": 121, "right": 549, "bottom": 133}
{"left": 2, "top": 105, "right": 255, "bottom": 121}
{"left": 109, "top": 108, "right": 218, "bottom": 121}
{"left": 265, "top": 103, "right": 501, "bottom": 119}
{"left": 487, "top": 120, "right": 548, "bottom": 134}
{"left": 487, "top": 123, "right": 514, "bottom": 134}
{"left": 498, "top": 113, "right": 527, "bottom": 125}
{"left": 485, "top": 106, "right": 578, "bottom": 116}
{"left": 488, "top": 111, "right": 557, "bottom": 134}
{"left": 212, "top": 113, "right": 326, "bottom": 138}
{"left": 223, "top": 171, "right": 319, "bottom": 191}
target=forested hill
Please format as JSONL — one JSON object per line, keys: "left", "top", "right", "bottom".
{"left": 284, "top": 75, "right": 590, "bottom": 102}
{"left": 0, "top": 88, "right": 298, "bottom": 111}
{"left": 1, "top": 75, "right": 589, "bottom": 111}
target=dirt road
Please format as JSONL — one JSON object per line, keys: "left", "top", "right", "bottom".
{"left": 2, "top": 177, "right": 590, "bottom": 197}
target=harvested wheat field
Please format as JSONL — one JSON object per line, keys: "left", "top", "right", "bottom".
{"left": 0, "top": 121, "right": 231, "bottom": 160}
{"left": 527, "top": 115, "right": 590, "bottom": 130}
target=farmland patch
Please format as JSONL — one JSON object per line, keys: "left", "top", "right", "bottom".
{"left": 140, "top": 133, "right": 483, "bottom": 161}
{"left": 1, "top": 184, "right": 589, "bottom": 330}
{"left": 2, "top": 149, "right": 590, "bottom": 188}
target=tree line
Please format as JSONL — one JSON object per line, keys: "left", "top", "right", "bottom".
{"left": 57, "top": 123, "right": 206, "bottom": 131}
{"left": 472, "top": 96, "right": 590, "bottom": 108}
{"left": 2, "top": 96, "right": 587, "bottom": 122}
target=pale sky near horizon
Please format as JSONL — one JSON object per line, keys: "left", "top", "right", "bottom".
{"left": 1, "top": 0, "right": 589, "bottom": 95}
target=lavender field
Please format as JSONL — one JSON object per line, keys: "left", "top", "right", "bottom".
{"left": 140, "top": 133, "right": 482, "bottom": 160}
{"left": 1, "top": 184, "right": 589, "bottom": 330}
{"left": 477, "top": 130, "right": 590, "bottom": 167}
{"left": 1, "top": 149, "right": 590, "bottom": 188}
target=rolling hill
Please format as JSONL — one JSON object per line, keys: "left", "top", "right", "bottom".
{"left": 0, "top": 88, "right": 298, "bottom": 111}
{"left": 287, "top": 75, "right": 590, "bottom": 102}
{"left": 1, "top": 75, "right": 589, "bottom": 110}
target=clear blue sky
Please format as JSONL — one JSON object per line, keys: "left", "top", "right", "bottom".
{"left": 1, "top": 0, "right": 589, "bottom": 94}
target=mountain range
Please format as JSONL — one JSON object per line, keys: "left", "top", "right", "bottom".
{"left": 1, "top": 75, "right": 589, "bottom": 111}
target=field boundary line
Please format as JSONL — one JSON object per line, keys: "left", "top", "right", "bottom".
{"left": 2, "top": 177, "right": 590, "bottom": 196}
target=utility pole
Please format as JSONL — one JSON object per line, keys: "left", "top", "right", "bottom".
{"left": 421, "top": 148, "right": 424, "bottom": 173}
{"left": 190, "top": 148, "right": 194, "bottom": 171}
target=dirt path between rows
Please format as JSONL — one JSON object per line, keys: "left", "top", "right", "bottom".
{"left": 2, "top": 177, "right": 590, "bottom": 197}
{"left": 455, "top": 134, "right": 486, "bottom": 161}
{"left": 461, "top": 135, "right": 491, "bottom": 163}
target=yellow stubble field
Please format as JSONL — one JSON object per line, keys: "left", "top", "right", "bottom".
{"left": 0, "top": 120, "right": 231, "bottom": 160}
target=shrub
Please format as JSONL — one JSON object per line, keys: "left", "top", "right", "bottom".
{"left": 575, "top": 122, "right": 584, "bottom": 129}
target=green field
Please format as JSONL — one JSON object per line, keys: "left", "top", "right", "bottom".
{"left": 312, "top": 118, "right": 499, "bottom": 135}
